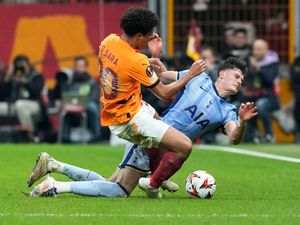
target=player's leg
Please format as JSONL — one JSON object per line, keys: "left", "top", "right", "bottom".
{"left": 139, "top": 125, "right": 191, "bottom": 192}
{"left": 55, "top": 161, "right": 106, "bottom": 182}
{"left": 27, "top": 152, "right": 105, "bottom": 187}
{"left": 30, "top": 175, "right": 128, "bottom": 197}
{"left": 113, "top": 143, "right": 179, "bottom": 192}
{"left": 110, "top": 103, "right": 192, "bottom": 158}
{"left": 29, "top": 143, "right": 148, "bottom": 198}
{"left": 159, "top": 126, "right": 192, "bottom": 158}
{"left": 108, "top": 168, "right": 120, "bottom": 182}
{"left": 145, "top": 147, "right": 179, "bottom": 193}
{"left": 61, "top": 143, "right": 150, "bottom": 196}
{"left": 113, "top": 167, "right": 143, "bottom": 195}
{"left": 110, "top": 103, "right": 191, "bottom": 193}
{"left": 153, "top": 110, "right": 192, "bottom": 159}
{"left": 145, "top": 146, "right": 165, "bottom": 173}
{"left": 116, "top": 142, "right": 179, "bottom": 197}
{"left": 30, "top": 166, "right": 141, "bottom": 198}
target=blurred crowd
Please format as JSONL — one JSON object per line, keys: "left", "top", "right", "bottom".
{"left": 0, "top": 55, "right": 110, "bottom": 143}
{"left": 0, "top": 24, "right": 299, "bottom": 144}
{"left": 0, "top": 0, "right": 140, "bottom": 3}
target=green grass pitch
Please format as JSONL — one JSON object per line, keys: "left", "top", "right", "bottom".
{"left": 0, "top": 144, "right": 300, "bottom": 225}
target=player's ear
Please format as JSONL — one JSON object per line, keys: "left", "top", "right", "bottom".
{"left": 131, "top": 33, "right": 141, "bottom": 43}
{"left": 219, "top": 70, "right": 225, "bottom": 79}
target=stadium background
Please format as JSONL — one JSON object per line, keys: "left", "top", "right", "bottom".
{"left": 0, "top": 0, "right": 299, "bottom": 142}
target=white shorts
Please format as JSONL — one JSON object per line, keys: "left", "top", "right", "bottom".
{"left": 109, "top": 101, "right": 170, "bottom": 148}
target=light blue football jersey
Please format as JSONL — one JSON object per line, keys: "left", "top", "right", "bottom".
{"left": 161, "top": 70, "right": 238, "bottom": 140}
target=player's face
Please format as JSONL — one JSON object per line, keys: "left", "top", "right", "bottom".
{"left": 135, "top": 32, "right": 154, "bottom": 50}
{"left": 222, "top": 68, "right": 244, "bottom": 94}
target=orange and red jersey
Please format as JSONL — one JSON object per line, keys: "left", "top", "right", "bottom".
{"left": 98, "top": 34, "right": 159, "bottom": 126}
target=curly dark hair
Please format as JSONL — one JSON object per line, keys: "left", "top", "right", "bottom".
{"left": 120, "top": 6, "right": 158, "bottom": 37}
{"left": 218, "top": 57, "right": 247, "bottom": 76}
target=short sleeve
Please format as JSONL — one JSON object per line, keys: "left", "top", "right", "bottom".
{"left": 223, "top": 106, "right": 238, "bottom": 126}
{"left": 128, "top": 54, "right": 159, "bottom": 88}
{"left": 177, "top": 70, "right": 189, "bottom": 80}
{"left": 177, "top": 70, "right": 209, "bottom": 80}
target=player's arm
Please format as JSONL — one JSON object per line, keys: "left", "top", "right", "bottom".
{"left": 148, "top": 60, "right": 206, "bottom": 101}
{"left": 146, "top": 33, "right": 206, "bottom": 100}
{"left": 155, "top": 71, "right": 177, "bottom": 84}
{"left": 148, "top": 33, "right": 204, "bottom": 86}
{"left": 148, "top": 33, "right": 167, "bottom": 74}
{"left": 149, "top": 58, "right": 167, "bottom": 75}
{"left": 148, "top": 32, "right": 163, "bottom": 58}
{"left": 148, "top": 34, "right": 173, "bottom": 82}
{"left": 224, "top": 102, "right": 258, "bottom": 145}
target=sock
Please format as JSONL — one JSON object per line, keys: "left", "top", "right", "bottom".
{"left": 69, "top": 180, "right": 128, "bottom": 197}
{"left": 48, "top": 159, "right": 105, "bottom": 181}
{"left": 149, "top": 151, "right": 185, "bottom": 188}
{"left": 62, "top": 164, "right": 106, "bottom": 181}
{"left": 145, "top": 147, "right": 166, "bottom": 173}
{"left": 55, "top": 181, "right": 71, "bottom": 193}
{"left": 48, "top": 159, "right": 65, "bottom": 173}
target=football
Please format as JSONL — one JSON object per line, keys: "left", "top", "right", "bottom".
{"left": 185, "top": 170, "right": 216, "bottom": 199}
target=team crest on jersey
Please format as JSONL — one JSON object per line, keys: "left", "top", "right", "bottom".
{"left": 146, "top": 66, "right": 153, "bottom": 77}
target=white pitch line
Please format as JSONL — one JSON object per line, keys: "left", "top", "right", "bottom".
{"left": 194, "top": 144, "right": 300, "bottom": 163}
{"left": 0, "top": 213, "right": 299, "bottom": 218}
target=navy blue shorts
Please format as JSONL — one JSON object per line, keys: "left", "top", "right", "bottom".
{"left": 118, "top": 143, "right": 150, "bottom": 172}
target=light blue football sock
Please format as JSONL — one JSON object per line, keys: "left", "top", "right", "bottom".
{"left": 69, "top": 180, "right": 128, "bottom": 197}
{"left": 62, "top": 164, "right": 106, "bottom": 181}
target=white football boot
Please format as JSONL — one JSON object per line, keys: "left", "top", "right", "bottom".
{"left": 27, "top": 152, "right": 54, "bottom": 187}
{"left": 138, "top": 177, "right": 162, "bottom": 199}
{"left": 30, "top": 175, "right": 57, "bottom": 197}
{"left": 161, "top": 180, "right": 179, "bottom": 192}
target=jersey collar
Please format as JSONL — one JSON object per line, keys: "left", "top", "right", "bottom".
{"left": 212, "top": 83, "right": 227, "bottom": 100}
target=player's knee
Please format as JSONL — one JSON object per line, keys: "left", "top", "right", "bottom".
{"left": 178, "top": 138, "right": 192, "bottom": 159}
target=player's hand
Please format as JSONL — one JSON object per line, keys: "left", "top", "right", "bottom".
{"left": 148, "top": 33, "right": 163, "bottom": 58}
{"left": 188, "top": 59, "right": 206, "bottom": 78}
{"left": 238, "top": 102, "right": 258, "bottom": 121}
{"left": 149, "top": 58, "right": 167, "bottom": 73}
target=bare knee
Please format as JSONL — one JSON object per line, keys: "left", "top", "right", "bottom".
{"left": 176, "top": 137, "right": 192, "bottom": 160}
{"left": 160, "top": 127, "right": 192, "bottom": 160}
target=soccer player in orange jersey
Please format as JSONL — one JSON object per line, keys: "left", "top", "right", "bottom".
{"left": 98, "top": 6, "right": 206, "bottom": 192}
{"left": 27, "top": 57, "right": 256, "bottom": 199}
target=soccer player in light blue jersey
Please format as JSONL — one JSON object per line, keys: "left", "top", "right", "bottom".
{"left": 27, "top": 57, "right": 257, "bottom": 198}
{"left": 139, "top": 57, "right": 258, "bottom": 197}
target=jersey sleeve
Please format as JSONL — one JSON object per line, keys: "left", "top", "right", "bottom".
{"left": 223, "top": 105, "right": 238, "bottom": 126}
{"left": 177, "top": 70, "right": 210, "bottom": 80}
{"left": 128, "top": 54, "right": 159, "bottom": 88}
{"left": 177, "top": 70, "right": 189, "bottom": 80}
